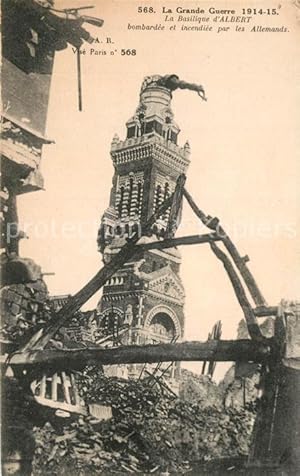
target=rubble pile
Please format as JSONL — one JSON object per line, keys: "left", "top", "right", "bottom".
{"left": 220, "top": 366, "right": 260, "bottom": 410}
{"left": 179, "top": 369, "right": 223, "bottom": 408}
{"left": 0, "top": 284, "right": 98, "bottom": 351}
{"left": 0, "top": 279, "right": 51, "bottom": 348}
{"left": 32, "top": 372, "right": 256, "bottom": 475}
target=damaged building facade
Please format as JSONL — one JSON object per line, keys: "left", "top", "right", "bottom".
{"left": 1, "top": 0, "right": 60, "bottom": 346}
{"left": 0, "top": 0, "right": 103, "bottom": 346}
{"left": 1, "top": 3, "right": 104, "bottom": 472}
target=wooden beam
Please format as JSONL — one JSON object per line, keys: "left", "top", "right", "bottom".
{"left": 165, "top": 174, "right": 186, "bottom": 238}
{"left": 183, "top": 188, "right": 266, "bottom": 307}
{"left": 210, "top": 242, "right": 263, "bottom": 341}
{"left": 254, "top": 306, "right": 278, "bottom": 317}
{"left": 8, "top": 340, "right": 272, "bottom": 370}
{"left": 136, "top": 233, "right": 221, "bottom": 251}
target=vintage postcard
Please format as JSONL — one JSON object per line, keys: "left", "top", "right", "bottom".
{"left": 1, "top": 1, "right": 300, "bottom": 475}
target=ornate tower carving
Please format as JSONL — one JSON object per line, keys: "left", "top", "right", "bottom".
{"left": 97, "top": 75, "right": 204, "bottom": 386}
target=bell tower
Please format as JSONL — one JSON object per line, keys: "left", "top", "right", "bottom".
{"left": 97, "top": 75, "right": 205, "bottom": 386}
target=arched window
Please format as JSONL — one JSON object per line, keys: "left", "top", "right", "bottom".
{"left": 155, "top": 184, "right": 162, "bottom": 212}
{"left": 127, "top": 177, "right": 134, "bottom": 213}
{"left": 137, "top": 182, "right": 143, "bottom": 216}
{"left": 150, "top": 312, "right": 176, "bottom": 339}
{"left": 163, "top": 183, "right": 171, "bottom": 221}
{"left": 127, "top": 126, "right": 136, "bottom": 139}
{"left": 118, "top": 186, "right": 125, "bottom": 216}
{"left": 164, "top": 182, "right": 170, "bottom": 199}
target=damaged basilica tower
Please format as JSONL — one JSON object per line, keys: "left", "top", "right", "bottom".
{"left": 97, "top": 75, "right": 206, "bottom": 385}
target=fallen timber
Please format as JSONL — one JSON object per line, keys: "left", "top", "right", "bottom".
{"left": 210, "top": 241, "right": 263, "bottom": 341}
{"left": 8, "top": 339, "right": 272, "bottom": 370}
{"left": 183, "top": 188, "right": 266, "bottom": 307}
{"left": 136, "top": 232, "right": 221, "bottom": 250}
{"left": 254, "top": 306, "right": 278, "bottom": 317}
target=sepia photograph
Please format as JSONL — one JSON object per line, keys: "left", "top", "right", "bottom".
{"left": 1, "top": 1, "right": 300, "bottom": 475}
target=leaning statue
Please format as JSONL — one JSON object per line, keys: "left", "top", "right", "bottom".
{"left": 140, "top": 74, "right": 207, "bottom": 101}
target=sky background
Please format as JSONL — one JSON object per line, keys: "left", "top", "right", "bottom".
{"left": 19, "top": 1, "right": 300, "bottom": 379}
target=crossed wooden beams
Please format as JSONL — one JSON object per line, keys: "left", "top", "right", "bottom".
{"left": 7, "top": 174, "right": 278, "bottom": 369}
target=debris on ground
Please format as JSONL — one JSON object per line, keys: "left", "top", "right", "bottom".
{"left": 0, "top": 279, "right": 51, "bottom": 348}
{"left": 32, "top": 371, "right": 256, "bottom": 475}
